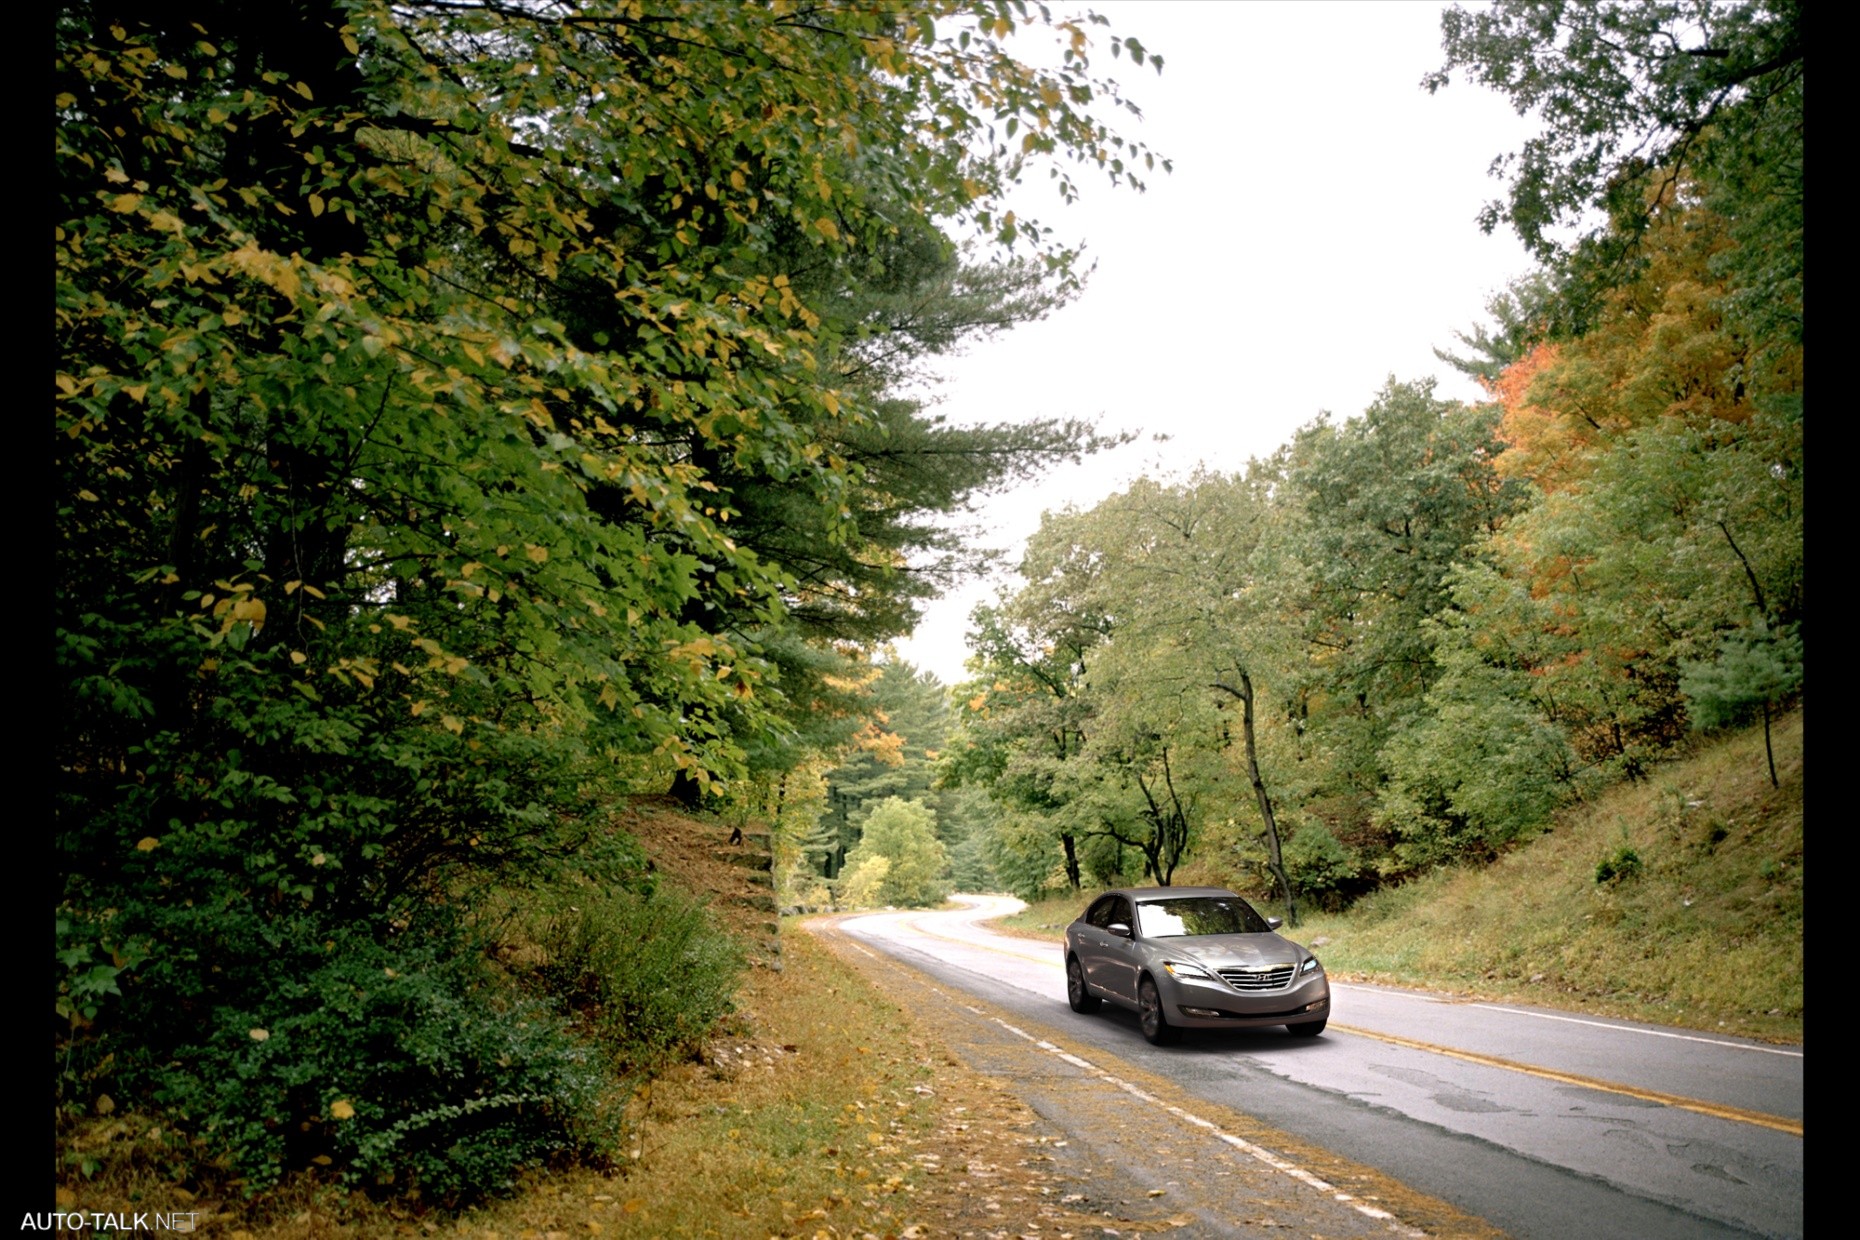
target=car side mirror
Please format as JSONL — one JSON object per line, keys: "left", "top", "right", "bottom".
{"left": 1106, "top": 922, "right": 1132, "bottom": 939}
{"left": 1266, "top": 916, "right": 1283, "bottom": 930}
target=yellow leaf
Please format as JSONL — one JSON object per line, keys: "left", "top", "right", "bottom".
{"left": 289, "top": 651, "right": 307, "bottom": 665}
{"left": 249, "top": 1028, "right": 270, "bottom": 1042}
{"left": 330, "top": 1099, "right": 355, "bottom": 1120}
{"left": 308, "top": 193, "right": 325, "bottom": 217}
{"left": 441, "top": 714, "right": 465, "bottom": 735}
{"left": 525, "top": 544, "right": 548, "bottom": 563}
{"left": 311, "top": 1155, "right": 333, "bottom": 1166}
{"left": 135, "top": 837, "right": 160, "bottom": 852}
{"left": 104, "top": 167, "right": 130, "bottom": 184}
{"left": 228, "top": 597, "right": 267, "bottom": 631}
{"left": 96, "top": 1094, "right": 115, "bottom": 1115}
{"left": 108, "top": 193, "right": 143, "bottom": 213}
{"left": 410, "top": 700, "right": 427, "bottom": 717}
{"left": 814, "top": 216, "right": 839, "bottom": 241}
{"left": 292, "top": 80, "right": 314, "bottom": 100}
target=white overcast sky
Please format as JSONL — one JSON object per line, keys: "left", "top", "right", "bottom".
{"left": 887, "top": 1, "right": 1538, "bottom": 684}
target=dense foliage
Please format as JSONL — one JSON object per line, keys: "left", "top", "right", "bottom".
{"left": 55, "top": 0, "right": 1160, "bottom": 1196}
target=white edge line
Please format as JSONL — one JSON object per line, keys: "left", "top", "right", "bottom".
{"left": 985, "top": 1012, "right": 1424, "bottom": 1235}
{"left": 1466, "top": 1003, "right": 1803, "bottom": 1057}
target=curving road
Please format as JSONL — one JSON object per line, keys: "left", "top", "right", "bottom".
{"left": 823, "top": 894, "right": 1803, "bottom": 1239}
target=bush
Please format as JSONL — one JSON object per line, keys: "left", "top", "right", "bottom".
{"left": 1282, "top": 824, "right": 1362, "bottom": 911}
{"left": 141, "top": 931, "right": 619, "bottom": 1204}
{"left": 524, "top": 886, "right": 744, "bottom": 1076}
{"left": 1594, "top": 844, "right": 1643, "bottom": 886}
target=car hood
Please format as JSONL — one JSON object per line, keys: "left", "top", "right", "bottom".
{"left": 1164, "top": 934, "right": 1307, "bottom": 969}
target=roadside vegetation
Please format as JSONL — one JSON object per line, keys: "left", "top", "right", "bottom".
{"left": 55, "top": 837, "right": 1075, "bottom": 1238}
{"left": 994, "top": 708, "right": 1803, "bottom": 1044}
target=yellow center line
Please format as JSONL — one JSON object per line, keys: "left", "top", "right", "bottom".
{"left": 1333, "top": 1025, "right": 1803, "bottom": 1137}
{"left": 898, "top": 915, "right": 1063, "bottom": 966}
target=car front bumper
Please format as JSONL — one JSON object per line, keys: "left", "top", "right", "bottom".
{"left": 1156, "top": 970, "right": 1331, "bottom": 1030}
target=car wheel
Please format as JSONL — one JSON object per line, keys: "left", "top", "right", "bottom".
{"left": 1138, "top": 976, "right": 1180, "bottom": 1045}
{"left": 1066, "top": 956, "right": 1101, "bottom": 1014}
{"left": 1288, "top": 1019, "right": 1327, "bottom": 1038}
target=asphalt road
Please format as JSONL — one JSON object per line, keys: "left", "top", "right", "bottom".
{"left": 827, "top": 894, "right": 1804, "bottom": 1239}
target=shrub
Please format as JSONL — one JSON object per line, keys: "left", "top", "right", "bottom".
{"left": 1282, "top": 824, "right": 1362, "bottom": 911}
{"left": 141, "top": 931, "right": 619, "bottom": 1204}
{"left": 1594, "top": 845, "right": 1643, "bottom": 886}
{"left": 525, "top": 886, "right": 744, "bottom": 1076}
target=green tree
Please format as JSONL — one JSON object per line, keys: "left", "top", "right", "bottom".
{"left": 1275, "top": 380, "right": 1525, "bottom": 807}
{"left": 944, "top": 556, "right": 1112, "bottom": 894}
{"left": 839, "top": 797, "right": 950, "bottom": 908}
{"left": 1680, "top": 621, "right": 1802, "bottom": 788}
{"left": 811, "top": 659, "right": 961, "bottom": 877}
{"left": 55, "top": 0, "right": 1161, "bottom": 1189}
{"left": 1428, "top": 0, "right": 1801, "bottom": 335}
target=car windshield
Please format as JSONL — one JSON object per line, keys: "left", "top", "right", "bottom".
{"left": 1136, "top": 896, "right": 1271, "bottom": 938}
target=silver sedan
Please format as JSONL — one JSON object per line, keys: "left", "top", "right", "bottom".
{"left": 1063, "top": 886, "right": 1330, "bottom": 1044}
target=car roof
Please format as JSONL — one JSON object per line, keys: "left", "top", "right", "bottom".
{"left": 1103, "top": 886, "right": 1242, "bottom": 901}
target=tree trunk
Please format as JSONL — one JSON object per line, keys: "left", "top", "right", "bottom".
{"left": 1215, "top": 668, "right": 1296, "bottom": 926}
{"left": 1061, "top": 832, "right": 1081, "bottom": 889}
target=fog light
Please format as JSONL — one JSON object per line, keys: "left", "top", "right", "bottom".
{"left": 1180, "top": 1006, "right": 1222, "bottom": 1018}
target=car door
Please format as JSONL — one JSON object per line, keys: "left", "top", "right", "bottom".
{"left": 1073, "top": 895, "right": 1126, "bottom": 1001}
{"left": 1098, "top": 895, "right": 1142, "bottom": 1004}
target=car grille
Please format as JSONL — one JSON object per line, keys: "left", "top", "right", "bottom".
{"left": 1216, "top": 964, "right": 1296, "bottom": 991}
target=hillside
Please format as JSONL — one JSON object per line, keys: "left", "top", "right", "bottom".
{"left": 1296, "top": 708, "right": 1803, "bottom": 1042}
{"left": 1002, "top": 709, "right": 1803, "bottom": 1044}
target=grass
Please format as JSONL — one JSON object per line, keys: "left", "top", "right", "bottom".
{"left": 449, "top": 928, "right": 940, "bottom": 1238}
{"left": 993, "top": 709, "right": 1802, "bottom": 1044}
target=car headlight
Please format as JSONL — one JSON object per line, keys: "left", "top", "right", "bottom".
{"left": 1163, "top": 961, "right": 1214, "bottom": 981}
{"left": 1300, "top": 957, "right": 1322, "bottom": 975}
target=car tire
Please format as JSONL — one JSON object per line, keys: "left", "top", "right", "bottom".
{"left": 1288, "top": 1019, "right": 1327, "bottom": 1038}
{"left": 1138, "top": 975, "right": 1180, "bottom": 1045}
{"left": 1066, "top": 956, "right": 1101, "bottom": 1014}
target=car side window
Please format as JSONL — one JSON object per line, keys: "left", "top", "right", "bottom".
{"left": 1111, "top": 896, "right": 1134, "bottom": 930}
{"left": 1085, "top": 896, "right": 1117, "bottom": 929}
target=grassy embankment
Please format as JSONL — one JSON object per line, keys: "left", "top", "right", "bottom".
{"left": 997, "top": 709, "right": 1803, "bottom": 1044}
